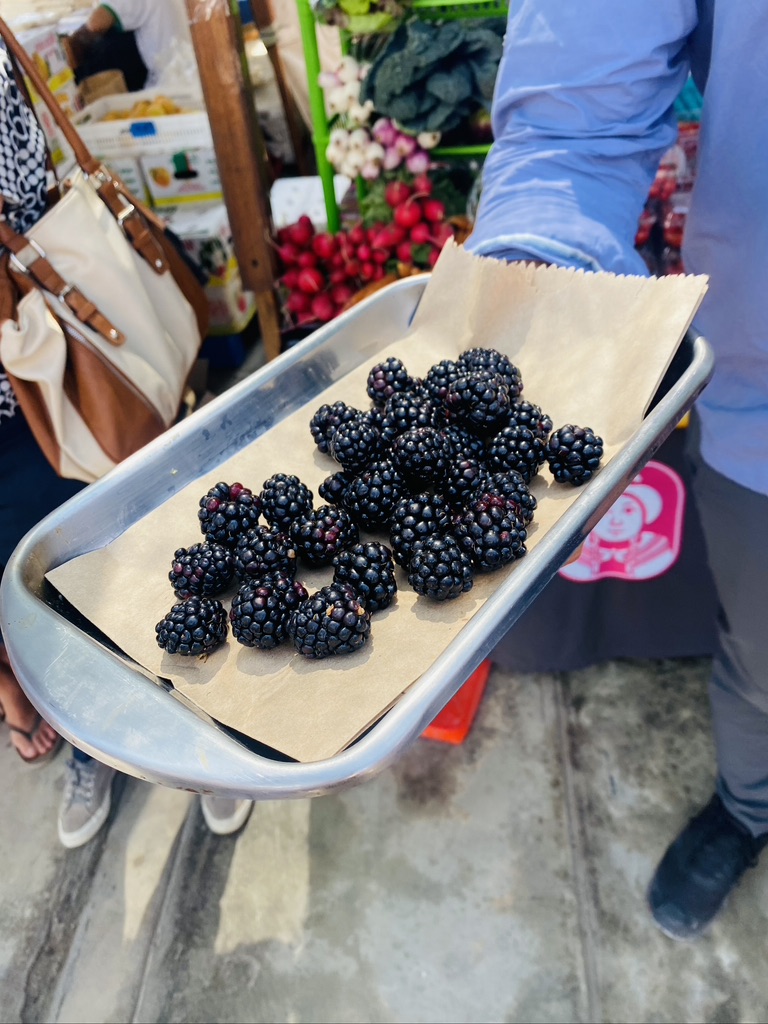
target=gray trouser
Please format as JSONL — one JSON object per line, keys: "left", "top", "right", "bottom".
{"left": 688, "top": 433, "right": 768, "bottom": 836}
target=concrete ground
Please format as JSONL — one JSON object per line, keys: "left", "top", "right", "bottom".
{"left": 4, "top": 654, "right": 768, "bottom": 1024}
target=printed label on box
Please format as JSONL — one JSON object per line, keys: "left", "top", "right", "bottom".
{"left": 140, "top": 149, "right": 222, "bottom": 207}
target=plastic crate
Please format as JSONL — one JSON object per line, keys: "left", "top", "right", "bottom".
{"left": 72, "top": 89, "right": 212, "bottom": 159}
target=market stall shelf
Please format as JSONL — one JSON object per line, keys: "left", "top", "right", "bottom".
{"left": 0, "top": 248, "right": 712, "bottom": 799}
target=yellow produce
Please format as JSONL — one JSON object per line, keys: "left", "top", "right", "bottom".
{"left": 99, "top": 95, "right": 189, "bottom": 122}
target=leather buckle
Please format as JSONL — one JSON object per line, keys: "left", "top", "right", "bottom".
{"left": 9, "top": 237, "right": 46, "bottom": 276}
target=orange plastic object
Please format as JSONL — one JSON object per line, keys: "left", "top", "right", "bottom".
{"left": 421, "top": 660, "right": 492, "bottom": 745}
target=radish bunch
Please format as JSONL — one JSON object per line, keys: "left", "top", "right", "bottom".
{"left": 275, "top": 178, "right": 455, "bottom": 330}
{"left": 318, "top": 55, "right": 373, "bottom": 124}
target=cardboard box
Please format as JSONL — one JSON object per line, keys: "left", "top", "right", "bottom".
{"left": 140, "top": 148, "right": 222, "bottom": 207}
{"left": 270, "top": 174, "right": 351, "bottom": 231}
{"left": 17, "top": 25, "right": 71, "bottom": 86}
{"left": 165, "top": 203, "right": 256, "bottom": 333}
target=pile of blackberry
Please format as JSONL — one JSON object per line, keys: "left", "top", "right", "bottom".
{"left": 156, "top": 346, "right": 605, "bottom": 662}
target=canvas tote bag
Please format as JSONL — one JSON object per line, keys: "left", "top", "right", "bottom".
{"left": 0, "top": 17, "right": 209, "bottom": 483}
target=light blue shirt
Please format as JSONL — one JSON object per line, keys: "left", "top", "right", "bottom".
{"left": 466, "top": 1, "right": 768, "bottom": 496}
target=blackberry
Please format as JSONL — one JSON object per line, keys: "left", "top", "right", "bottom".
{"left": 508, "top": 399, "right": 553, "bottom": 441}
{"left": 423, "top": 359, "right": 461, "bottom": 405}
{"left": 318, "top": 471, "right": 353, "bottom": 505}
{"left": 288, "top": 583, "right": 371, "bottom": 659}
{"left": 487, "top": 424, "right": 546, "bottom": 482}
{"left": 366, "top": 356, "right": 412, "bottom": 407}
{"left": 289, "top": 505, "right": 359, "bottom": 566}
{"left": 441, "top": 424, "right": 488, "bottom": 462}
{"left": 457, "top": 347, "right": 523, "bottom": 398}
{"left": 483, "top": 470, "right": 537, "bottom": 525}
{"left": 546, "top": 424, "right": 605, "bottom": 485}
{"left": 389, "top": 493, "right": 452, "bottom": 569}
{"left": 155, "top": 596, "right": 228, "bottom": 656}
{"left": 391, "top": 426, "right": 450, "bottom": 487}
{"left": 168, "top": 542, "right": 235, "bottom": 598}
{"left": 342, "top": 459, "right": 406, "bottom": 529}
{"left": 309, "top": 401, "right": 361, "bottom": 455}
{"left": 408, "top": 535, "right": 474, "bottom": 601}
{"left": 364, "top": 405, "right": 386, "bottom": 433}
{"left": 198, "top": 481, "right": 261, "bottom": 548}
{"left": 234, "top": 525, "right": 297, "bottom": 581}
{"left": 260, "top": 473, "right": 314, "bottom": 531}
{"left": 443, "top": 457, "right": 490, "bottom": 510}
{"left": 333, "top": 541, "right": 397, "bottom": 613}
{"left": 380, "top": 392, "right": 438, "bottom": 445}
{"left": 229, "top": 574, "right": 309, "bottom": 649}
{"left": 453, "top": 494, "right": 527, "bottom": 572}
{"left": 443, "top": 370, "right": 511, "bottom": 434}
{"left": 329, "top": 412, "right": 381, "bottom": 472}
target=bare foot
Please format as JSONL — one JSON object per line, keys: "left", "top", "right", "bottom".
{"left": 0, "top": 645, "right": 60, "bottom": 761}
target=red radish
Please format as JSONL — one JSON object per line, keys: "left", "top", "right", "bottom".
{"left": 423, "top": 198, "right": 445, "bottom": 222}
{"left": 280, "top": 269, "right": 300, "bottom": 290}
{"left": 412, "top": 173, "right": 433, "bottom": 196}
{"left": 312, "top": 232, "right": 338, "bottom": 261}
{"left": 431, "top": 221, "right": 454, "bottom": 248}
{"left": 329, "top": 268, "right": 348, "bottom": 285}
{"left": 297, "top": 250, "right": 318, "bottom": 268}
{"left": 297, "top": 267, "right": 325, "bottom": 294}
{"left": 410, "top": 222, "right": 432, "bottom": 246}
{"left": 348, "top": 223, "right": 367, "bottom": 246}
{"left": 296, "top": 311, "right": 318, "bottom": 326}
{"left": 330, "top": 251, "right": 346, "bottom": 270}
{"left": 428, "top": 247, "right": 441, "bottom": 268}
{"left": 371, "top": 223, "right": 406, "bottom": 250}
{"left": 372, "top": 265, "right": 387, "bottom": 281}
{"left": 331, "top": 283, "right": 356, "bottom": 306}
{"left": 287, "top": 216, "right": 314, "bottom": 248}
{"left": 311, "top": 293, "right": 336, "bottom": 322}
{"left": 372, "top": 247, "right": 390, "bottom": 265}
{"left": 394, "top": 201, "right": 422, "bottom": 230}
{"left": 286, "top": 290, "right": 311, "bottom": 314}
{"left": 385, "top": 180, "right": 411, "bottom": 208}
{"left": 396, "top": 241, "right": 412, "bottom": 263}
{"left": 276, "top": 242, "right": 301, "bottom": 267}
{"left": 356, "top": 243, "right": 372, "bottom": 263}
{"left": 344, "top": 259, "right": 362, "bottom": 279}
{"left": 360, "top": 261, "right": 376, "bottom": 281}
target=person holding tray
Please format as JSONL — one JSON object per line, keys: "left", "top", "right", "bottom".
{"left": 0, "top": 42, "right": 251, "bottom": 847}
{"left": 465, "top": 1, "right": 768, "bottom": 941}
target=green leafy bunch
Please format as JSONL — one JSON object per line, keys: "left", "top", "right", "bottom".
{"left": 310, "top": 0, "right": 411, "bottom": 34}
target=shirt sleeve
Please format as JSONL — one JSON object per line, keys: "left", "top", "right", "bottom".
{"left": 99, "top": 0, "right": 151, "bottom": 34}
{"left": 464, "top": 0, "right": 698, "bottom": 275}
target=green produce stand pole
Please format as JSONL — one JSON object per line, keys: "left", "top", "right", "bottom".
{"left": 296, "top": 0, "right": 341, "bottom": 233}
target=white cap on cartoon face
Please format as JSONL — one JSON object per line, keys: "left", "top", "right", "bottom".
{"left": 592, "top": 480, "right": 663, "bottom": 543}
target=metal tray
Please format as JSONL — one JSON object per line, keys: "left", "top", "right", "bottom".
{"left": 0, "top": 276, "right": 714, "bottom": 799}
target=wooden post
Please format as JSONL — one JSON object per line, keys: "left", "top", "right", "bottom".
{"left": 249, "top": 0, "right": 313, "bottom": 175}
{"left": 185, "top": 0, "right": 283, "bottom": 362}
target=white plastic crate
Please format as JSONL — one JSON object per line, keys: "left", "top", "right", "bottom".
{"left": 72, "top": 89, "right": 212, "bottom": 159}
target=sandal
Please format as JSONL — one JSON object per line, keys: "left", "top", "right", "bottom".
{"left": 1, "top": 706, "right": 63, "bottom": 765}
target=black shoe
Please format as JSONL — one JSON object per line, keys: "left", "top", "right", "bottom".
{"left": 648, "top": 793, "right": 768, "bottom": 941}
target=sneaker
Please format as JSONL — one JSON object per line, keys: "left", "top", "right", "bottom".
{"left": 200, "top": 795, "right": 253, "bottom": 836}
{"left": 58, "top": 757, "right": 116, "bottom": 849}
{"left": 648, "top": 793, "right": 768, "bottom": 941}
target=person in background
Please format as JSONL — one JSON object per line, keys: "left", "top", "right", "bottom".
{"left": 0, "top": 41, "right": 251, "bottom": 844}
{"left": 465, "top": 1, "right": 768, "bottom": 941}
{"left": 69, "top": 0, "right": 192, "bottom": 91}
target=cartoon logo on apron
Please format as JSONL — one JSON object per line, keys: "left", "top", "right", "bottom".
{"left": 559, "top": 461, "right": 685, "bottom": 582}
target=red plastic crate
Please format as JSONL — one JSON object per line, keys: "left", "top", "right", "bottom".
{"left": 421, "top": 660, "right": 491, "bottom": 745}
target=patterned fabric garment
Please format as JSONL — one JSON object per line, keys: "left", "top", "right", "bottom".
{"left": 0, "top": 42, "right": 48, "bottom": 427}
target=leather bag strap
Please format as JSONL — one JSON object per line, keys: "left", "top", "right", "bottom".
{"left": 0, "top": 209, "right": 125, "bottom": 345}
